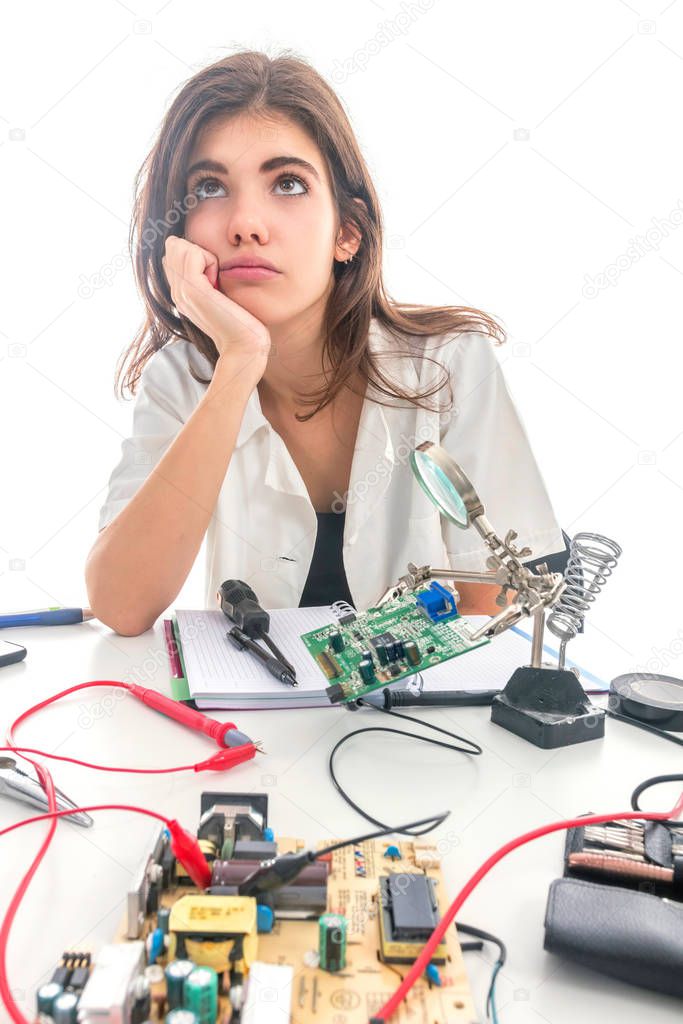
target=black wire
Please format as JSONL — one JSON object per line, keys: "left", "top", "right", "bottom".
{"left": 630, "top": 773, "right": 683, "bottom": 826}
{"left": 315, "top": 811, "right": 450, "bottom": 858}
{"left": 327, "top": 699, "right": 483, "bottom": 833}
{"left": 456, "top": 922, "right": 507, "bottom": 1018}
{"left": 606, "top": 709, "right": 683, "bottom": 747}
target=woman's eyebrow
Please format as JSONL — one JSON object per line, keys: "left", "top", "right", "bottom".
{"left": 185, "top": 155, "right": 321, "bottom": 182}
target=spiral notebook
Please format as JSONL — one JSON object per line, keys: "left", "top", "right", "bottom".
{"left": 165, "top": 606, "right": 609, "bottom": 710}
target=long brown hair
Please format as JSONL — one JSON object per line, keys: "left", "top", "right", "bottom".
{"left": 116, "top": 48, "right": 506, "bottom": 421}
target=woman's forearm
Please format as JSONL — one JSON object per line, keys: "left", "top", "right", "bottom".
{"left": 85, "top": 355, "right": 265, "bottom": 635}
{"left": 457, "top": 581, "right": 513, "bottom": 616}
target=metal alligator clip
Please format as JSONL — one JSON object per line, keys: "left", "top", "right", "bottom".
{"left": 0, "top": 757, "right": 93, "bottom": 827}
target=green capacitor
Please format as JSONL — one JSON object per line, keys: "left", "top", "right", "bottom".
{"left": 330, "top": 631, "right": 345, "bottom": 652}
{"left": 165, "top": 959, "right": 195, "bottom": 1010}
{"left": 358, "top": 659, "right": 375, "bottom": 684}
{"left": 166, "top": 1011, "right": 199, "bottom": 1024}
{"left": 184, "top": 966, "right": 218, "bottom": 1024}
{"left": 319, "top": 912, "right": 347, "bottom": 972}
{"left": 404, "top": 640, "right": 421, "bottom": 666}
{"left": 157, "top": 906, "right": 171, "bottom": 934}
{"left": 36, "top": 982, "right": 63, "bottom": 1015}
{"left": 52, "top": 991, "right": 79, "bottom": 1024}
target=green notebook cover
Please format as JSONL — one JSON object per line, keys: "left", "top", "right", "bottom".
{"left": 167, "top": 616, "right": 192, "bottom": 703}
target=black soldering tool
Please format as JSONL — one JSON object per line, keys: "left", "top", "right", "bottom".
{"left": 226, "top": 626, "right": 297, "bottom": 686}
{"left": 218, "top": 579, "right": 297, "bottom": 683}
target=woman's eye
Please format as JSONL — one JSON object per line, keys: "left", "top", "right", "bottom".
{"left": 192, "top": 178, "right": 226, "bottom": 201}
{"left": 190, "top": 174, "right": 308, "bottom": 202}
{"left": 273, "top": 174, "right": 308, "bottom": 197}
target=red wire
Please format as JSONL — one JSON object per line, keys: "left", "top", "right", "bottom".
{"left": 0, "top": 803, "right": 172, "bottom": 1024}
{"left": 0, "top": 803, "right": 170, "bottom": 841}
{"left": 0, "top": 745, "right": 201, "bottom": 774}
{"left": 8, "top": 680, "right": 134, "bottom": 740}
{"left": 374, "top": 791, "right": 683, "bottom": 1021}
{"left": 0, "top": 679, "right": 235, "bottom": 1024}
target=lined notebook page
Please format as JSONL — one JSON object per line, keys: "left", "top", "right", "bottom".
{"left": 175, "top": 606, "right": 339, "bottom": 698}
{"left": 174, "top": 609, "right": 609, "bottom": 703}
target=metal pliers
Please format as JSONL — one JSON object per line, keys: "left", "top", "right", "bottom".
{"left": 0, "top": 756, "right": 93, "bottom": 827}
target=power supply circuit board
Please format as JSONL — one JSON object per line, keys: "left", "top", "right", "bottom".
{"left": 300, "top": 584, "right": 490, "bottom": 703}
{"left": 111, "top": 836, "right": 477, "bottom": 1024}
{"left": 38, "top": 794, "right": 477, "bottom": 1024}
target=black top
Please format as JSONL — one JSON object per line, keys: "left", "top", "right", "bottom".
{"left": 298, "top": 520, "right": 571, "bottom": 613}
{"left": 299, "top": 511, "right": 355, "bottom": 608}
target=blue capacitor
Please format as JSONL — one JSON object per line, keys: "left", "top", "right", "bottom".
{"left": 257, "top": 903, "right": 274, "bottom": 932}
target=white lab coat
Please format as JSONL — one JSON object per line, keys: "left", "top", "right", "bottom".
{"left": 98, "top": 317, "right": 565, "bottom": 611}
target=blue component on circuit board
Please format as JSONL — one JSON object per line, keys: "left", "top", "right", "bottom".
{"left": 415, "top": 581, "right": 458, "bottom": 623}
{"left": 146, "top": 926, "right": 165, "bottom": 963}
{"left": 257, "top": 904, "right": 275, "bottom": 933}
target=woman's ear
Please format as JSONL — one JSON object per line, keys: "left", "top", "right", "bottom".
{"left": 335, "top": 197, "right": 366, "bottom": 263}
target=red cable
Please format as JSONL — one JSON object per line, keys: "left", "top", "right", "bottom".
{"left": 0, "top": 745, "right": 206, "bottom": 774}
{"left": 0, "top": 680, "right": 255, "bottom": 1024}
{"left": 374, "top": 791, "right": 683, "bottom": 1021}
{"left": 0, "top": 802, "right": 168, "bottom": 1024}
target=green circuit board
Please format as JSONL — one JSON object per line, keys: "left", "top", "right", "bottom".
{"left": 300, "top": 583, "right": 490, "bottom": 703}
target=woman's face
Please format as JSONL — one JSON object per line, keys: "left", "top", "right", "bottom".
{"left": 182, "top": 112, "right": 348, "bottom": 328}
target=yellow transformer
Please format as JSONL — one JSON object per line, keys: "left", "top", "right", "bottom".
{"left": 167, "top": 895, "right": 258, "bottom": 975}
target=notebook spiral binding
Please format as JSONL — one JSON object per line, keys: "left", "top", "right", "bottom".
{"left": 330, "top": 600, "right": 356, "bottom": 621}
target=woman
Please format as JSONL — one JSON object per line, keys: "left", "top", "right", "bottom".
{"left": 86, "top": 50, "right": 566, "bottom": 636}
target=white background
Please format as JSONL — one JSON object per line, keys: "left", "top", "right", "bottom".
{"left": 1, "top": 0, "right": 683, "bottom": 667}
{"left": 1, "top": 2, "right": 683, "bottom": 1021}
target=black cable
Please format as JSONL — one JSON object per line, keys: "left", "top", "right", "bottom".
{"left": 238, "top": 809, "right": 451, "bottom": 897}
{"left": 606, "top": 709, "right": 683, "bottom": 747}
{"left": 630, "top": 773, "right": 683, "bottom": 826}
{"left": 316, "top": 811, "right": 450, "bottom": 858}
{"left": 456, "top": 922, "right": 507, "bottom": 1020}
{"left": 327, "top": 699, "right": 483, "bottom": 833}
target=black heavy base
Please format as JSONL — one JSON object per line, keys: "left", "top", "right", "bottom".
{"left": 490, "top": 665, "right": 605, "bottom": 749}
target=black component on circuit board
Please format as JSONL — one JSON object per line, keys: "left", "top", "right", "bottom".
{"left": 378, "top": 873, "right": 445, "bottom": 964}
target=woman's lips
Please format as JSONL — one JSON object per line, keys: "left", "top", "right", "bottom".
{"left": 219, "top": 266, "right": 281, "bottom": 281}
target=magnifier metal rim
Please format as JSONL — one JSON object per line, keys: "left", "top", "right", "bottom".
{"left": 410, "top": 441, "right": 485, "bottom": 528}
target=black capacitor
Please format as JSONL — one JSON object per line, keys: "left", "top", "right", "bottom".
{"left": 375, "top": 644, "right": 389, "bottom": 666}
{"left": 330, "top": 632, "right": 345, "bottom": 653}
{"left": 394, "top": 640, "right": 405, "bottom": 659}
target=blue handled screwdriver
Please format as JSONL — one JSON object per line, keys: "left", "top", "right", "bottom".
{"left": 0, "top": 608, "right": 94, "bottom": 628}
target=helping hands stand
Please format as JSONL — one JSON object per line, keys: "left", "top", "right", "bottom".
{"left": 376, "top": 442, "right": 613, "bottom": 749}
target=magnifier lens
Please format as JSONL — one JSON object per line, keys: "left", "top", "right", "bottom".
{"left": 410, "top": 450, "right": 470, "bottom": 527}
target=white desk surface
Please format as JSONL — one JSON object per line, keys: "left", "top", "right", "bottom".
{"left": 1, "top": 617, "right": 682, "bottom": 1024}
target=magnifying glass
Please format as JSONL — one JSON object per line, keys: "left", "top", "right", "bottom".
{"left": 410, "top": 441, "right": 487, "bottom": 533}
{"left": 409, "top": 441, "right": 606, "bottom": 750}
